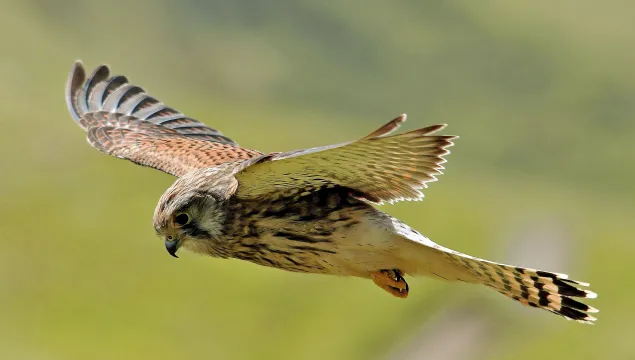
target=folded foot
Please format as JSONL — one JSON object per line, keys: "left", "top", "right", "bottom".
{"left": 371, "top": 269, "right": 409, "bottom": 298}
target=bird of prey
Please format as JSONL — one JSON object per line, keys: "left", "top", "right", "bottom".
{"left": 65, "top": 61, "right": 598, "bottom": 324}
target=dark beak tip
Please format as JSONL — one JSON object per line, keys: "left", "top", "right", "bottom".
{"left": 165, "top": 240, "right": 180, "bottom": 258}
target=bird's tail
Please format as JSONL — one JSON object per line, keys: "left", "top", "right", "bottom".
{"left": 392, "top": 217, "right": 598, "bottom": 323}
{"left": 442, "top": 251, "right": 599, "bottom": 324}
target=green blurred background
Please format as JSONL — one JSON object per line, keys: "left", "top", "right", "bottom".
{"left": 1, "top": 1, "right": 633, "bottom": 359}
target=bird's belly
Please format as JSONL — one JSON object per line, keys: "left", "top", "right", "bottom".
{"left": 228, "top": 207, "right": 405, "bottom": 278}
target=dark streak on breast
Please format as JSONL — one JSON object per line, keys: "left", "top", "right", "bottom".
{"left": 225, "top": 185, "right": 371, "bottom": 273}
{"left": 273, "top": 231, "right": 331, "bottom": 244}
{"left": 285, "top": 256, "right": 302, "bottom": 266}
{"left": 289, "top": 245, "right": 337, "bottom": 254}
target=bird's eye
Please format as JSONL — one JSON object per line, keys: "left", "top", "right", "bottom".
{"left": 174, "top": 213, "right": 190, "bottom": 226}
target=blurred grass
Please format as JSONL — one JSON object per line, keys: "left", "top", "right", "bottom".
{"left": 0, "top": 0, "right": 634, "bottom": 359}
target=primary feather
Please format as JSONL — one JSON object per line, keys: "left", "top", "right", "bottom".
{"left": 65, "top": 61, "right": 262, "bottom": 176}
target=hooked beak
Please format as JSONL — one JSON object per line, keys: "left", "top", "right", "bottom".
{"left": 165, "top": 238, "right": 180, "bottom": 258}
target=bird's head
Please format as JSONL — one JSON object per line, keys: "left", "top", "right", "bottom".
{"left": 153, "top": 167, "right": 237, "bottom": 258}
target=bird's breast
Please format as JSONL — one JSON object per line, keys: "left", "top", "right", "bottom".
{"left": 223, "top": 187, "right": 374, "bottom": 274}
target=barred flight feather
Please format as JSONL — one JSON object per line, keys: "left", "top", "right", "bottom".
{"left": 65, "top": 61, "right": 263, "bottom": 176}
{"left": 235, "top": 114, "right": 457, "bottom": 204}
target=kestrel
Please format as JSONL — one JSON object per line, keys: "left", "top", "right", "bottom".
{"left": 66, "top": 61, "right": 598, "bottom": 324}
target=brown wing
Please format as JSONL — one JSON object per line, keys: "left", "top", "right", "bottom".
{"left": 65, "top": 61, "right": 262, "bottom": 176}
{"left": 235, "top": 114, "right": 457, "bottom": 204}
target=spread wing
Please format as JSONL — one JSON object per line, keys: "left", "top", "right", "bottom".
{"left": 65, "top": 61, "right": 263, "bottom": 177}
{"left": 235, "top": 114, "right": 457, "bottom": 204}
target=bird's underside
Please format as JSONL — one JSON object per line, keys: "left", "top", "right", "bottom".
{"left": 65, "top": 61, "right": 598, "bottom": 324}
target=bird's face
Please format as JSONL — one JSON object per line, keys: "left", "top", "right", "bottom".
{"left": 153, "top": 170, "right": 232, "bottom": 258}
{"left": 158, "top": 203, "right": 198, "bottom": 258}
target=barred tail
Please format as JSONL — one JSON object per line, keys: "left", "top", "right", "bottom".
{"left": 444, "top": 252, "right": 599, "bottom": 324}
{"left": 392, "top": 219, "right": 598, "bottom": 323}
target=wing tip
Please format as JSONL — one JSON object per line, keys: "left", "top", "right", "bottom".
{"left": 66, "top": 61, "right": 116, "bottom": 127}
{"left": 66, "top": 60, "right": 86, "bottom": 122}
{"left": 420, "top": 123, "right": 447, "bottom": 134}
{"left": 70, "top": 60, "right": 85, "bottom": 77}
{"left": 362, "top": 113, "right": 408, "bottom": 140}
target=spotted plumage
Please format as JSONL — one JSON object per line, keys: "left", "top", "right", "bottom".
{"left": 66, "top": 61, "right": 598, "bottom": 324}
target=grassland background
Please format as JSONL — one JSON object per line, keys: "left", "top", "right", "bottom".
{"left": 0, "top": 1, "right": 633, "bottom": 359}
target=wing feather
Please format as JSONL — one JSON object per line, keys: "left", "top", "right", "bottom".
{"left": 235, "top": 115, "right": 457, "bottom": 204}
{"left": 84, "top": 112, "right": 262, "bottom": 176}
{"left": 66, "top": 61, "right": 262, "bottom": 176}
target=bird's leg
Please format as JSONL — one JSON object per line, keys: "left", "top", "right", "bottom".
{"left": 371, "top": 269, "right": 409, "bottom": 298}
